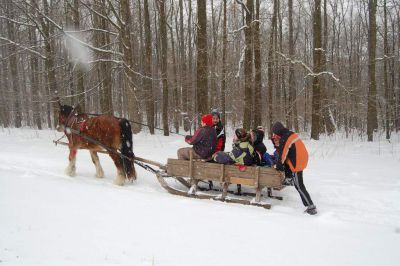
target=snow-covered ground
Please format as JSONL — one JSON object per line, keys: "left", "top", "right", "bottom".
{"left": 1, "top": 128, "right": 399, "bottom": 266}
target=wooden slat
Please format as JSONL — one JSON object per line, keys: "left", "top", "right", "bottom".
{"left": 229, "top": 177, "right": 256, "bottom": 186}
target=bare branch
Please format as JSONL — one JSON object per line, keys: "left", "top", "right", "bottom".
{"left": 235, "top": 0, "right": 250, "bottom": 15}
{"left": 0, "top": 15, "right": 36, "bottom": 27}
{"left": 0, "top": 36, "right": 47, "bottom": 59}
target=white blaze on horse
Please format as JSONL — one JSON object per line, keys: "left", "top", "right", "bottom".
{"left": 56, "top": 102, "right": 136, "bottom": 185}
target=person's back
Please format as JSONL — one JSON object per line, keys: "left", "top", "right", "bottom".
{"left": 213, "top": 128, "right": 254, "bottom": 166}
{"left": 251, "top": 127, "right": 267, "bottom": 166}
{"left": 178, "top": 114, "right": 217, "bottom": 160}
{"left": 186, "top": 125, "right": 217, "bottom": 159}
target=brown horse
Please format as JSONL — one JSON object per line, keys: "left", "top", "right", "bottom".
{"left": 56, "top": 103, "right": 136, "bottom": 185}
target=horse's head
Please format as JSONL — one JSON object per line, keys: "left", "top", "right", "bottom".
{"left": 56, "top": 102, "right": 74, "bottom": 132}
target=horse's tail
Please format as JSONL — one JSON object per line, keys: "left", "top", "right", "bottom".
{"left": 119, "top": 118, "right": 136, "bottom": 180}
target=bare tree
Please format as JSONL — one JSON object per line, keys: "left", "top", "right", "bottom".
{"left": 311, "top": 0, "right": 322, "bottom": 140}
{"left": 253, "top": 0, "right": 262, "bottom": 128}
{"left": 287, "top": 0, "right": 298, "bottom": 132}
{"left": 158, "top": 0, "right": 169, "bottom": 135}
{"left": 367, "top": 0, "right": 378, "bottom": 141}
{"left": 5, "top": 1, "right": 22, "bottom": 128}
{"left": 242, "top": 0, "right": 253, "bottom": 130}
{"left": 143, "top": 0, "right": 155, "bottom": 134}
{"left": 196, "top": 0, "right": 208, "bottom": 116}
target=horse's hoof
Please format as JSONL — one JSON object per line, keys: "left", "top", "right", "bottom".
{"left": 95, "top": 170, "right": 104, "bottom": 178}
{"left": 65, "top": 167, "right": 76, "bottom": 177}
{"left": 114, "top": 179, "right": 124, "bottom": 186}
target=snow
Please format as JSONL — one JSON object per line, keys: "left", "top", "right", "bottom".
{"left": 1, "top": 128, "right": 400, "bottom": 266}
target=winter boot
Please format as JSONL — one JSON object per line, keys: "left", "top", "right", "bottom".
{"left": 305, "top": 205, "right": 317, "bottom": 215}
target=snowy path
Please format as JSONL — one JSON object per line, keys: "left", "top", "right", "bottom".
{"left": 0, "top": 129, "right": 399, "bottom": 266}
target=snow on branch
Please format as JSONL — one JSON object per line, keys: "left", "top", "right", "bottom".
{"left": 276, "top": 52, "right": 349, "bottom": 93}
{"left": 230, "top": 25, "right": 248, "bottom": 34}
{"left": 25, "top": 1, "right": 123, "bottom": 57}
{"left": 0, "top": 15, "right": 36, "bottom": 27}
{"left": 0, "top": 36, "right": 47, "bottom": 59}
{"left": 375, "top": 55, "right": 399, "bottom": 62}
{"left": 230, "top": 20, "right": 259, "bottom": 35}
{"left": 64, "top": 28, "right": 118, "bottom": 36}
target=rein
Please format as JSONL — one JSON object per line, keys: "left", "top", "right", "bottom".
{"left": 85, "top": 112, "right": 187, "bottom": 137}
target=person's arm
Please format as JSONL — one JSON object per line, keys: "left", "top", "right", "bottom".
{"left": 275, "top": 139, "right": 285, "bottom": 171}
{"left": 185, "top": 128, "right": 204, "bottom": 145}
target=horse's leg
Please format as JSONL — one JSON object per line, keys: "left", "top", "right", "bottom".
{"left": 90, "top": 150, "right": 104, "bottom": 178}
{"left": 109, "top": 153, "right": 125, "bottom": 186}
{"left": 65, "top": 148, "right": 77, "bottom": 176}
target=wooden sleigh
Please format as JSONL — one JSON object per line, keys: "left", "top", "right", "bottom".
{"left": 156, "top": 151, "right": 286, "bottom": 209}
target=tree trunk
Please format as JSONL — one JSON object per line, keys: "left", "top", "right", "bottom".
{"left": 288, "top": 0, "right": 298, "bottom": 132}
{"left": 311, "top": 0, "right": 322, "bottom": 140}
{"left": 0, "top": 40, "right": 10, "bottom": 127}
{"left": 169, "top": 1, "right": 179, "bottom": 134}
{"left": 41, "top": 0, "right": 58, "bottom": 128}
{"left": 93, "top": 0, "right": 112, "bottom": 116}
{"left": 321, "top": 0, "right": 335, "bottom": 135}
{"left": 120, "top": 0, "right": 142, "bottom": 133}
{"left": 73, "top": 0, "right": 85, "bottom": 110}
{"left": 243, "top": 0, "right": 254, "bottom": 130}
{"left": 383, "top": 0, "right": 390, "bottom": 140}
{"left": 253, "top": 0, "right": 261, "bottom": 128}
{"left": 28, "top": 25, "right": 42, "bottom": 130}
{"left": 143, "top": 0, "right": 155, "bottom": 134}
{"left": 366, "top": 0, "right": 378, "bottom": 141}
{"left": 158, "top": 0, "right": 169, "bottom": 136}
{"left": 6, "top": 1, "right": 22, "bottom": 128}
{"left": 267, "top": 0, "right": 278, "bottom": 129}
{"left": 221, "top": 0, "right": 227, "bottom": 128}
{"left": 196, "top": 0, "right": 209, "bottom": 117}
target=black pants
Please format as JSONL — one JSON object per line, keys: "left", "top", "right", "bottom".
{"left": 286, "top": 169, "right": 314, "bottom": 207}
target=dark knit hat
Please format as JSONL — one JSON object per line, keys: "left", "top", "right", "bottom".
{"left": 211, "top": 110, "right": 221, "bottom": 119}
{"left": 235, "top": 128, "right": 249, "bottom": 141}
{"left": 271, "top": 122, "right": 285, "bottom": 135}
{"left": 201, "top": 114, "right": 214, "bottom": 126}
{"left": 252, "top": 126, "right": 265, "bottom": 144}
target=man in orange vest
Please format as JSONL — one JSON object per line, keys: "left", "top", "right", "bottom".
{"left": 271, "top": 122, "right": 317, "bottom": 215}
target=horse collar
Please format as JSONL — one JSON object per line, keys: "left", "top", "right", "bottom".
{"left": 79, "top": 120, "right": 87, "bottom": 132}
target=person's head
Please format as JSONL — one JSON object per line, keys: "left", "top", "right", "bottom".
{"left": 271, "top": 122, "right": 286, "bottom": 147}
{"left": 271, "top": 121, "right": 285, "bottom": 136}
{"left": 211, "top": 110, "right": 221, "bottom": 125}
{"left": 201, "top": 114, "right": 213, "bottom": 127}
{"left": 251, "top": 126, "right": 265, "bottom": 144}
{"left": 234, "top": 128, "right": 249, "bottom": 142}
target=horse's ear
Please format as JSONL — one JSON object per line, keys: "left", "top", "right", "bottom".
{"left": 74, "top": 104, "right": 82, "bottom": 114}
{"left": 54, "top": 96, "right": 61, "bottom": 107}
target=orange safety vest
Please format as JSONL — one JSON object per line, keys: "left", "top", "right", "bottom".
{"left": 281, "top": 133, "right": 308, "bottom": 172}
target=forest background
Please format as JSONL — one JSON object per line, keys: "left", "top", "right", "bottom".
{"left": 0, "top": 0, "right": 399, "bottom": 141}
